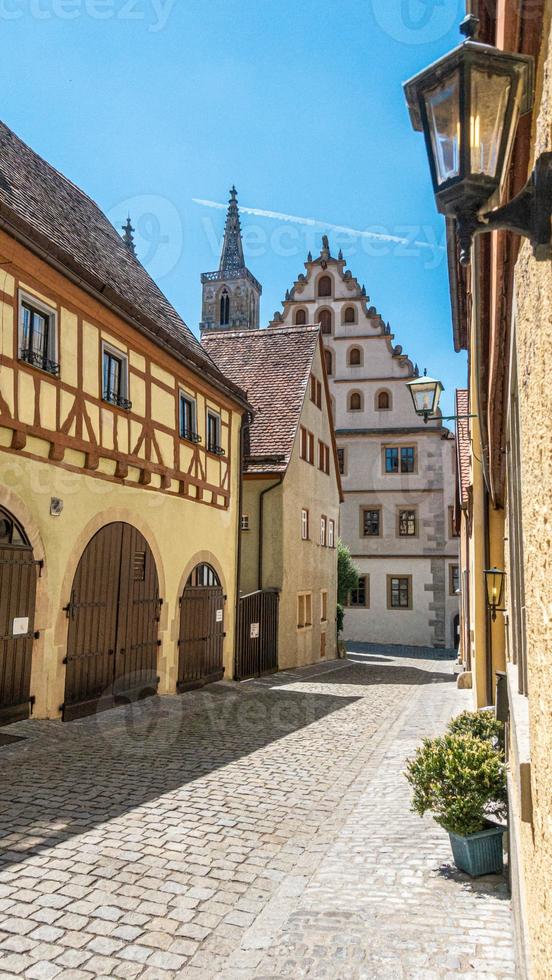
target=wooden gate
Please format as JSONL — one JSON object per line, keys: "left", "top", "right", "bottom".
{"left": 63, "top": 523, "right": 161, "bottom": 721}
{"left": 0, "top": 508, "right": 39, "bottom": 725}
{"left": 235, "top": 590, "right": 279, "bottom": 681}
{"left": 178, "top": 564, "right": 225, "bottom": 691}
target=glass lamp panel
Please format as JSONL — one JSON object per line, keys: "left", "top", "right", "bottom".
{"left": 470, "top": 68, "right": 512, "bottom": 177}
{"left": 424, "top": 70, "right": 461, "bottom": 185}
{"left": 409, "top": 379, "right": 443, "bottom": 415}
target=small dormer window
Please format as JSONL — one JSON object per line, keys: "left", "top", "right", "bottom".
{"left": 19, "top": 292, "right": 59, "bottom": 376}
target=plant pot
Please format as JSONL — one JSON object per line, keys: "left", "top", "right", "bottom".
{"left": 448, "top": 824, "right": 504, "bottom": 877}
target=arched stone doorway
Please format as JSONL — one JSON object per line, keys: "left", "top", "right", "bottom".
{"left": 178, "top": 563, "right": 224, "bottom": 691}
{"left": 0, "top": 507, "right": 39, "bottom": 725}
{"left": 63, "top": 522, "right": 161, "bottom": 721}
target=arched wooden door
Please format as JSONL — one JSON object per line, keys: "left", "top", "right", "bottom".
{"left": 63, "top": 523, "right": 161, "bottom": 721}
{"left": 0, "top": 508, "right": 39, "bottom": 725}
{"left": 178, "top": 563, "right": 224, "bottom": 691}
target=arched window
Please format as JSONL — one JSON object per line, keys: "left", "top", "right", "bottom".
{"left": 324, "top": 349, "right": 333, "bottom": 376}
{"left": 318, "top": 309, "right": 332, "bottom": 335}
{"left": 349, "top": 391, "right": 362, "bottom": 411}
{"left": 0, "top": 507, "right": 29, "bottom": 546}
{"left": 318, "top": 275, "right": 332, "bottom": 298}
{"left": 295, "top": 308, "right": 307, "bottom": 325}
{"left": 220, "top": 290, "right": 230, "bottom": 326}
{"left": 344, "top": 306, "right": 356, "bottom": 324}
{"left": 348, "top": 347, "right": 362, "bottom": 366}
{"left": 187, "top": 563, "right": 221, "bottom": 588}
{"left": 376, "top": 390, "right": 391, "bottom": 410}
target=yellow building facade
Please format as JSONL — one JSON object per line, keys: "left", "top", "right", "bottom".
{"left": 0, "top": 123, "right": 249, "bottom": 724}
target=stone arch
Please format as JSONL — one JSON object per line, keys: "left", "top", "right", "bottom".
{"left": 342, "top": 305, "right": 357, "bottom": 325}
{"left": 317, "top": 273, "right": 333, "bottom": 298}
{"left": 317, "top": 308, "right": 333, "bottom": 335}
{"left": 295, "top": 308, "right": 308, "bottom": 326}
{"left": 348, "top": 346, "right": 363, "bottom": 367}
{"left": 375, "top": 388, "right": 392, "bottom": 411}
{"left": 348, "top": 390, "right": 363, "bottom": 412}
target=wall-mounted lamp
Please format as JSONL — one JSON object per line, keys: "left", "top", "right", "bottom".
{"left": 484, "top": 567, "right": 506, "bottom": 621}
{"left": 406, "top": 371, "right": 477, "bottom": 425}
{"left": 403, "top": 15, "right": 552, "bottom": 265}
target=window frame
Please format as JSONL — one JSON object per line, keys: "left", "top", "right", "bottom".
{"left": 375, "top": 389, "right": 392, "bottom": 411}
{"left": 301, "top": 508, "right": 310, "bottom": 541}
{"left": 348, "top": 346, "right": 362, "bottom": 367}
{"left": 349, "top": 391, "right": 363, "bottom": 412}
{"left": 297, "top": 591, "right": 313, "bottom": 630}
{"left": 320, "top": 589, "right": 328, "bottom": 623}
{"left": 320, "top": 515, "right": 327, "bottom": 547}
{"left": 397, "top": 507, "right": 418, "bottom": 538}
{"left": 318, "top": 441, "right": 330, "bottom": 474}
{"left": 18, "top": 290, "right": 59, "bottom": 377}
{"left": 337, "top": 447, "right": 345, "bottom": 476}
{"left": 318, "top": 309, "right": 333, "bottom": 335}
{"left": 310, "top": 375, "right": 322, "bottom": 409}
{"left": 361, "top": 506, "right": 382, "bottom": 538}
{"left": 102, "top": 342, "right": 131, "bottom": 411}
{"left": 449, "top": 563, "right": 460, "bottom": 596}
{"left": 241, "top": 515, "right": 250, "bottom": 531}
{"left": 317, "top": 275, "right": 332, "bottom": 298}
{"left": 449, "top": 505, "right": 460, "bottom": 538}
{"left": 328, "top": 518, "right": 335, "bottom": 549}
{"left": 387, "top": 575, "right": 413, "bottom": 610}
{"left": 347, "top": 575, "right": 369, "bottom": 608}
{"left": 383, "top": 445, "right": 417, "bottom": 474}
{"left": 206, "top": 409, "right": 224, "bottom": 456}
{"left": 179, "top": 391, "right": 200, "bottom": 443}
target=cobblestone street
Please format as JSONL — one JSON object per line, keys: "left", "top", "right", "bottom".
{"left": 0, "top": 648, "right": 515, "bottom": 979}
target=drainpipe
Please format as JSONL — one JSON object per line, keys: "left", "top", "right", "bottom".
{"left": 258, "top": 480, "right": 282, "bottom": 591}
{"left": 233, "top": 412, "right": 250, "bottom": 677}
{"left": 483, "top": 484, "right": 494, "bottom": 706}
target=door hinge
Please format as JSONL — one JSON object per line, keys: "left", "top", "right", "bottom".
{"left": 33, "top": 631, "right": 40, "bottom": 640}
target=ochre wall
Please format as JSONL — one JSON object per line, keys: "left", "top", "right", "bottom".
{"left": 508, "top": 14, "right": 552, "bottom": 978}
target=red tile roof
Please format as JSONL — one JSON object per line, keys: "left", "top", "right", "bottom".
{"left": 455, "top": 388, "right": 471, "bottom": 505}
{"left": 0, "top": 121, "right": 248, "bottom": 408}
{"left": 202, "top": 326, "right": 321, "bottom": 474}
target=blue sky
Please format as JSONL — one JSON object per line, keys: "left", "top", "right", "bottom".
{"left": 0, "top": 0, "right": 467, "bottom": 414}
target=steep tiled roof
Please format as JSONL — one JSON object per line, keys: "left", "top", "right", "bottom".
{"left": 202, "top": 326, "right": 320, "bottom": 474}
{"left": 455, "top": 388, "right": 471, "bottom": 505}
{"left": 0, "top": 121, "right": 248, "bottom": 407}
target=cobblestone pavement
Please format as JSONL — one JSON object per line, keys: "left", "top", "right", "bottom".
{"left": 0, "top": 647, "right": 515, "bottom": 979}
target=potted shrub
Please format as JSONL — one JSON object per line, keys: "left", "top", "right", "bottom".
{"left": 405, "top": 732, "right": 507, "bottom": 877}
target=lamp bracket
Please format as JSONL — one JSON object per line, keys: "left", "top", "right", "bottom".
{"left": 421, "top": 413, "right": 477, "bottom": 424}
{"left": 457, "top": 152, "right": 552, "bottom": 265}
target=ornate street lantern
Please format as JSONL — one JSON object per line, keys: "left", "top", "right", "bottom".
{"left": 406, "top": 372, "right": 444, "bottom": 423}
{"left": 484, "top": 567, "right": 506, "bottom": 621}
{"left": 404, "top": 16, "right": 552, "bottom": 264}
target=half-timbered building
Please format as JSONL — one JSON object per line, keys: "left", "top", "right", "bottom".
{"left": 0, "top": 121, "right": 250, "bottom": 724}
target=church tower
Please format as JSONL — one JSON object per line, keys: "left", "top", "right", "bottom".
{"left": 200, "top": 187, "right": 262, "bottom": 333}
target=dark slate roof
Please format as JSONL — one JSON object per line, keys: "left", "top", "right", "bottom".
{"left": 0, "top": 120, "right": 248, "bottom": 407}
{"left": 455, "top": 388, "right": 471, "bottom": 505}
{"left": 202, "top": 326, "right": 321, "bottom": 474}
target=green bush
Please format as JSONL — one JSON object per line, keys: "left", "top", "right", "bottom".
{"left": 336, "top": 603, "right": 345, "bottom": 635}
{"left": 336, "top": 540, "right": 359, "bottom": 635}
{"left": 448, "top": 710, "right": 504, "bottom": 743}
{"left": 405, "top": 733, "right": 507, "bottom": 837}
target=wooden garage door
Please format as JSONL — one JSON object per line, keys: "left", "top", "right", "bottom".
{"left": 0, "top": 508, "right": 39, "bottom": 726}
{"left": 63, "top": 523, "right": 161, "bottom": 721}
{"left": 178, "top": 564, "right": 224, "bottom": 691}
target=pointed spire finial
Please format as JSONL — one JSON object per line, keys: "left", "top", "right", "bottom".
{"left": 338, "top": 248, "right": 343, "bottom": 261}
{"left": 219, "top": 184, "right": 245, "bottom": 273}
{"left": 307, "top": 251, "right": 312, "bottom": 262}
{"left": 122, "top": 216, "right": 136, "bottom": 257}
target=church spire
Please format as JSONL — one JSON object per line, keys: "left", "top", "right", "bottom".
{"left": 122, "top": 216, "right": 136, "bottom": 257}
{"left": 219, "top": 186, "right": 245, "bottom": 273}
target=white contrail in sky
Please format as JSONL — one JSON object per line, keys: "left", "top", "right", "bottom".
{"left": 192, "top": 198, "right": 444, "bottom": 252}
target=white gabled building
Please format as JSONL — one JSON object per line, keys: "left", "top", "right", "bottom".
{"left": 271, "top": 237, "right": 459, "bottom": 650}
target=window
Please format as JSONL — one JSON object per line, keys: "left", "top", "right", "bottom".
{"left": 384, "top": 446, "right": 416, "bottom": 473}
{"left": 337, "top": 448, "right": 345, "bottom": 475}
{"left": 320, "top": 590, "right": 328, "bottom": 622}
{"left": 220, "top": 289, "right": 230, "bottom": 326}
{"left": 348, "top": 576, "right": 369, "bottom": 608}
{"left": 295, "top": 308, "right": 307, "bottom": 325}
{"left": 376, "top": 390, "right": 391, "bottom": 410}
{"left": 297, "top": 592, "right": 313, "bottom": 629}
{"left": 187, "top": 563, "right": 220, "bottom": 587}
{"left": 398, "top": 509, "right": 417, "bottom": 537}
{"left": 344, "top": 306, "right": 356, "bottom": 324}
{"left": 349, "top": 392, "right": 362, "bottom": 411}
{"left": 318, "top": 275, "right": 332, "bottom": 297}
{"left": 320, "top": 515, "right": 327, "bottom": 547}
{"left": 179, "top": 393, "right": 199, "bottom": 442}
{"left": 19, "top": 294, "right": 59, "bottom": 376}
{"left": 0, "top": 507, "right": 29, "bottom": 547}
{"left": 449, "top": 506, "right": 460, "bottom": 538}
{"left": 362, "top": 508, "right": 381, "bottom": 537}
{"left": 310, "top": 375, "right": 322, "bottom": 409}
{"left": 301, "top": 508, "right": 309, "bottom": 541}
{"left": 388, "top": 576, "right": 412, "bottom": 610}
{"left": 207, "top": 410, "right": 224, "bottom": 455}
{"left": 325, "top": 349, "right": 333, "bottom": 376}
{"left": 318, "top": 441, "right": 330, "bottom": 474}
{"left": 102, "top": 345, "right": 131, "bottom": 410}
{"left": 319, "top": 309, "right": 332, "bottom": 334}
{"left": 449, "top": 564, "right": 460, "bottom": 596}
{"left": 300, "top": 427, "right": 315, "bottom": 464}
{"left": 348, "top": 347, "right": 362, "bottom": 366}
{"left": 241, "top": 515, "right": 250, "bottom": 531}
{"left": 328, "top": 519, "right": 335, "bottom": 549}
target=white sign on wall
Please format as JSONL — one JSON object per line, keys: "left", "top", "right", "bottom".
{"left": 13, "top": 617, "right": 29, "bottom": 636}
{"left": 250, "top": 623, "right": 260, "bottom": 639}
{"left": 216, "top": 609, "right": 223, "bottom": 623}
